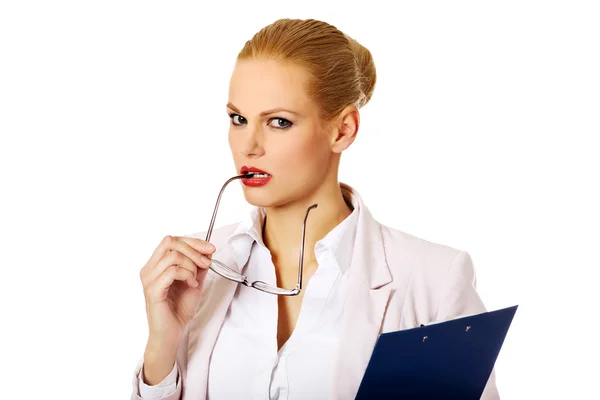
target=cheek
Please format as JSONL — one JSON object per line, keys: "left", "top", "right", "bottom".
{"left": 228, "top": 129, "right": 241, "bottom": 155}
{"left": 271, "top": 133, "right": 329, "bottom": 171}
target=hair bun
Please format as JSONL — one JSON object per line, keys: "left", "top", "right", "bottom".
{"left": 346, "top": 35, "right": 377, "bottom": 108}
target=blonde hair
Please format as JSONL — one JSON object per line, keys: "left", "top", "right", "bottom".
{"left": 237, "top": 18, "right": 376, "bottom": 123}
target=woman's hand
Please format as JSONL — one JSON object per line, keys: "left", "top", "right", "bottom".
{"left": 139, "top": 235, "right": 216, "bottom": 384}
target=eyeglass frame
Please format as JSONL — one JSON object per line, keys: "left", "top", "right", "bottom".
{"left": 204, "top": 174, "right": 317, "bottom": 296}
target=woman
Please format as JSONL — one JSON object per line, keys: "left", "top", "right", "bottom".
{"left": 131, "top": 18, "right": 499, "bottom": 400}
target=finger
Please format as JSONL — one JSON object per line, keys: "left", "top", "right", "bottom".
{"left": 173, "top": 238, "right": 214, "bottom": 267}
{"left": 146, "top": 266, "right": 198, "bottom": 301}
{"left": 160, "top": 265, "right": 198, "bottom": 291}
{"left": 141, "top": 235, "right": 178, "bottom": 278}
{"left": 180, "top": 236, "right": 216, "bottom": 256}
{"left": 141, "top": 236, "right": 213, "bottom": 280}
{"left": 143, "top": 250, "right": 198, "bottom": 287}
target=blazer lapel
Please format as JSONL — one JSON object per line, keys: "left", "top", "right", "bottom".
{"left": 333, "top": 184, "right": 393, "bottom": 400}
{"left": 184, "top": 246, "right": 239, "bottom": 400}
{"left": 333, "top": 277, "right": 392, "bottom": 400}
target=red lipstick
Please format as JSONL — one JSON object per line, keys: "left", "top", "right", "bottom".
{"left": 240, "top": 166, "right": 272, "bottom": 187}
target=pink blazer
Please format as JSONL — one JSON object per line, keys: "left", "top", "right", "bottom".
{"left": 131, "top": 183, "right": 500, "bottom": 399}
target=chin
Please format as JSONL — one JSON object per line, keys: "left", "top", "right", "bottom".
{"left": 241, "top": 187, "right": 278, "bottom": 208}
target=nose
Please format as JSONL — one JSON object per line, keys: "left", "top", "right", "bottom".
{"left": 238, "top": 122, "right": 265, "bottom": 159}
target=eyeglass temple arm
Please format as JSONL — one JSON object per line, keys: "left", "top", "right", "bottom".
{"left": 205, "top": 175, "right": 248, "bottom": 242}
{"left": 205, "top": 175, "right": 317, "bottom": 293}
{"left": 297, "top": 204, "right": 318, "bottom": 290}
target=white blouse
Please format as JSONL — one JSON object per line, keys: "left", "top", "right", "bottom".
{"left": 138, "top": 200, "right": 359, "bottom": 399}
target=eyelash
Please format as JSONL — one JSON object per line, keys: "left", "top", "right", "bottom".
{"left": 228, "top": 113, "right": 293, "bottom": 130}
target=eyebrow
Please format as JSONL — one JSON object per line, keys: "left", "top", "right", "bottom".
{"left": 226, "top": 102, "right": 300, "bottom": 117}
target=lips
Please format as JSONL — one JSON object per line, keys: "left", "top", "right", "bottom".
{"left": 240, "top": 166, "right": 272, "bottom": 178}
{"left": 240, "top": 166, "right": 272, "bottom": 187}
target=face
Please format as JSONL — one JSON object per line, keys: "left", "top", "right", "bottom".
{"left": 226, "top": 59, "right": 338, "bottom": 208}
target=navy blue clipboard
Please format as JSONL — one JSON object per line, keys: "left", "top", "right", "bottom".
{"left": 355, "top": 305, "right": 518, "bottom": 400}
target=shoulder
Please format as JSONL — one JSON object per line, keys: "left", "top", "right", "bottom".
{"left": 379, "top": 222, "right": 466, "bottom": 272}
{"left": 376, "top": 222, "right": 484, "bottom": 326}
{"left": 345, "top": 182, "right": 471, "bottom": 278}
{"left": 376, "top": 221, "right": 477, "bottom": 296}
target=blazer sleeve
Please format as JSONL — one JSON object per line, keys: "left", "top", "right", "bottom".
{"left": 435, "top": 250, "right": 501, "bottom": 400}
{"left": 131, "top": 358, "right": 181, "bottom": 400}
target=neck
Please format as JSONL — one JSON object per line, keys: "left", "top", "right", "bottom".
{"left": 262, "top": 181, "right": 352, "bottom": 271}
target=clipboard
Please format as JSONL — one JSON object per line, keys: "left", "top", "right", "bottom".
{"left": 355, "top": 305, "right": 518, "bottom": 399}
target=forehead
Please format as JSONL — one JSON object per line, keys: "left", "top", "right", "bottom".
{"left": 228, "top": 59, "right": 313, "bottom": 113}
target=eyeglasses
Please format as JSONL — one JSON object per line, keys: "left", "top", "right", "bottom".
{"left": 204, "top": 174, "right": 317, "bottom": 296}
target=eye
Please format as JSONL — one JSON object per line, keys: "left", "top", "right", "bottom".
{"left": 269, "top": 118, "right": 293, "bottom": 129}
{"left": 229, "top": 113, "right": 246, "bottom": 126}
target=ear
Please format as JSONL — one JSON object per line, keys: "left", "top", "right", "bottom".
{"left": 330, "top": 105, "right": 360, "bottom": 154}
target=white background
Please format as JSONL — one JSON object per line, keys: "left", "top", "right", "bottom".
{"left": 1, "top": 1, "right": 598, "bottom": 398}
